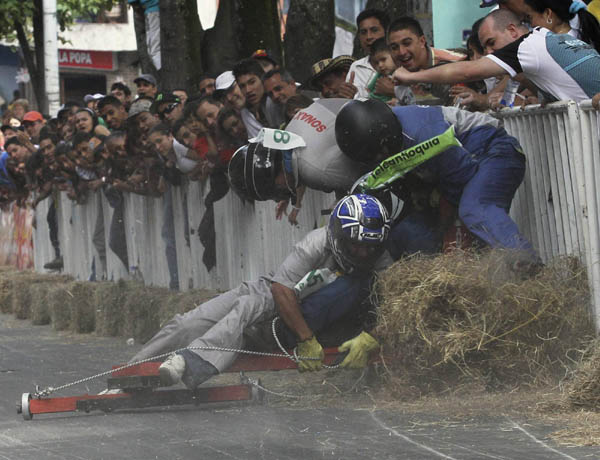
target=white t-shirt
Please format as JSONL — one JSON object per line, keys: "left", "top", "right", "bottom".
{"left": 485, "top": 27, "right": 600, "bottom": 102}
{"left": 347, "top": 56, "right": 376, "bottom": 100}
{"left": 172, "top": 139, "right": 198, "bottom": 173}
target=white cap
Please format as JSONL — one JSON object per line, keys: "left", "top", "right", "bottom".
{"left": 215, "top": 71, "right": 235, "bottom": 91}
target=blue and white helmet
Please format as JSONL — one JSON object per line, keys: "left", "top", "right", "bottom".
{"left": 327, "top": 194, "right": 391, "bottom": 274}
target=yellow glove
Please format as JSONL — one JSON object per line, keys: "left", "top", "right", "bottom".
{"left": 296, "top": 336, "right": 324, "bottom": 372}
{"left": 338, "top": 331, "right": 379, "bottom": 369}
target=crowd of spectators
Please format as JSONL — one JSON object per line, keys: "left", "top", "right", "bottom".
{"left": 0, "top": 0, "right": 599, "bottom": 286}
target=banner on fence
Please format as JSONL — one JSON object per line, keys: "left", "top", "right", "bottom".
{"left": 0, "top": 204, "right": 34, "bottom": 269}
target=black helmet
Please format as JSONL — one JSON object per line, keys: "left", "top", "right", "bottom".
{"left": 228, "top": 142, "right": 293, "bottom": 201}
{"left": 335, "top": 99, "right": 403, "bottom": 164}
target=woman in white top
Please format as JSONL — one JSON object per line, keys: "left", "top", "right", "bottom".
{"left": 520, "top": 0, "right": 600, "bottom": 51}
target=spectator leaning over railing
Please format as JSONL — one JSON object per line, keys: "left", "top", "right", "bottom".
{"left": 306, "top": 56, "right": 357, "bottom": 99}
{"left": 172, "top": 117, "right": 198, "bottom": 151}
{"left": 98, "top": 96, "right": 128, "bottom": 131}
{"left": 518, "top": 0, "right": 600, "bottom": 51}
{"left": 387, "top": 16, "right": 467, "bottom": 106}
{"left": 10, "top": 99, "right": 29, "bottom": 122}
{"left": 368, "top": 38, "right": 415, "bottom": 106}
{"left": 22, "top": 111, "right": 46, "bottom": 145}
{"left": 233, "top": 58, "right": 285, "bottom": 137}
{"left": 217, "top": 107, "right": 248, "bottom": 147}
{"left": 348, "top": 8, "right": 390, "bottom": 99}
{"left": 151, "top": 92, "right": 184, "bottom": 127}
{"left": 198, "top": 75, "right": 216, "bottom": 97}
{"left": 251, "top": 49, "right": 279, "bottom": 73}
{"left": 190, "top": 96, "right": 235, "bottom": 271}
{"left": 31, "top": 129, "right": 63, "bottom": 270}
{"left": 133, "top": 73, "right": 158, "bottom": 99}
{"left": 101, "top": 131, "right": 129, "bottom": 270}
{"left": 56, "top": 102, "right": 80, "bottom": 134}
{"left": 74, "top": 108, "right": 110, "bottom": 138}
{"left": 262, "top": 69, "right": 301, "bottom": 112}
{"left": 110, "top": 82, "right": 133, "bottom": 109}
{"left": 213, "top": 71, "right": 247, "bottom": 114}
{"left": 172, "top": 88, "right": 188, "bottom": 107}
{"left": 392, "top": 9, "right": 600, "bottom": 103}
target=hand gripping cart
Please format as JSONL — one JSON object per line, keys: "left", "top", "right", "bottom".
{"left": 17, "top": 348, "right": 347, "bottom": 420}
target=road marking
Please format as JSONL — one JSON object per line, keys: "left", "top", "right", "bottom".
{"left": 370, "top": 412, "right": 459, "bottom": 460}
{"left": 442, "top": 440, "right": 512, "bottom": 459}
{"left": 507, "top": 418, "right": 578, "bottom": 460}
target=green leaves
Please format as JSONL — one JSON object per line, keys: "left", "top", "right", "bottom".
{"left": 0, "top": 0, "right": 119, "bottom": 39}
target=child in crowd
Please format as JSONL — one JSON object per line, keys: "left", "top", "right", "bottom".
{"left": 367, "top": 38, "right": 414, "bottom": 106}
{"left": 217, "top": 108, "right": 248, "bottom": 147}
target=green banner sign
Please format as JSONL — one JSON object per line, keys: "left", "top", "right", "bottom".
{"left": 362, "top": 126, "right": 462, "bottom": 191}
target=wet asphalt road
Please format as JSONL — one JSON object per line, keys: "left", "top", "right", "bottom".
{"left": 2, "top": 312, "right": 600, "bottom": 460}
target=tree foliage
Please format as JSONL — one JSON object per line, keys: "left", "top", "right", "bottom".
{"left": 284, "top": 0, "right": 335, "bottom": 84}
{"left": 0, "top": 0, "right": 118, "bottom": 111}
{"left": 0, "top": 0, "right": 118, "bottom": 40}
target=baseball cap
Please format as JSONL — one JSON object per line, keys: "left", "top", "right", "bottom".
{"left": 22, "top": 111, "right": 44, "bottom": 123}
{"left": 84, "top": 93, "right": 105, "bottom": 103}
{"left": 1, "top": 123, "right": 23, "bottom": 133}
{"left": 215, "top": 71, "right": 236, "bottom": 91}
{"left": 251, "top": 49, "right": 278, "bottom": 66}
{"left": 150, "top": 92, "right": 181, "bottom": 114}
{"left": 134, "top": 73, "right": 157, "bottom": 86}
{"left": 128, "top": 97, "right": 154, "bottom": 118}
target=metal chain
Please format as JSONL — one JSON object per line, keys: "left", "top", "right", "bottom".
{"left": 34, "top": 318, "right": 340, "bottom": 398}
{"left": 271, "top": 317, "right": 340, "bottom": 370}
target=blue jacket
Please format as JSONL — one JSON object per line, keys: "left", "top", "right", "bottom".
{"left": 392, "top": 105, "right": 523, "bottom": 204}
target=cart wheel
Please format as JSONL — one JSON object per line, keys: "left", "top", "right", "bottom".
{"left": 20, "top": 393, "right": 32, "bottom": 420}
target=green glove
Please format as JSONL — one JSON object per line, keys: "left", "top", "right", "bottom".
{"left": 296, "top": 336, "right": 324, "bottom": 372}
{"left": 338, "top": 331, "right": 379, "bottom": 369}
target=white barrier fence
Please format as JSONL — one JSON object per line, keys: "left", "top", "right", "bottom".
{"left": 33, "top": 182, "right": 335, "bottom": 292}
{"left": 31, "top": 102, "right": 600, "bottom": 326}
{"left": 498, "top": 101, "right": 600, "bottom": 328}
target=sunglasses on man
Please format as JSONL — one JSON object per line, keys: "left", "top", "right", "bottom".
{"left": 159, "top": 102, "right": 179, "bottom": 119}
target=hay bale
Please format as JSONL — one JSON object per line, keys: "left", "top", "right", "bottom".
{"left": 564, "top": 339, "right": 600, "bottom": 410}
{"left": 48, "top": 284, "right": 75, "bottom": 331}
{"left": 30, "top": 283, "right": 53, "bottom": 325}
{"left": 93, "top": 279, "right": 128, "bottom": 336}
{"left": 0, "top": 276, "right": 14, "bottom": 313}
{"left": 121, "top": 282, "right": 172, "bottom": 343}
{"left": 68, "top": 282, "right": 97, "bottom": 333}
{"left": 11, "top": 272, "right": 73, "bottom": 320}
{"left": 0, "top": 270, "right": 33, "bottom": 314}
{"left": 375, "top": 250, "right": 592, "bottom": 397}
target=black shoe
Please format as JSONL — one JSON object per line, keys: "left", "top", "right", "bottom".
{"left": 178, "top": 350, "right": 218, "bottom": 389}
{"left": 44, "top": 256, "right": 63, "bottom": 270}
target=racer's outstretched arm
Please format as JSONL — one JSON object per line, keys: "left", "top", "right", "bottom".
{"left": 393, "top": 58, "right": 507, "bottom": 86}
{"left": 271, "top": 282, "right": 312, "bottom": 342}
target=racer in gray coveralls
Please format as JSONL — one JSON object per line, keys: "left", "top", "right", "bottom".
{"left": 130, "top": 194, "right": 392, "bottom": 389}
